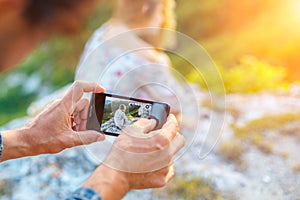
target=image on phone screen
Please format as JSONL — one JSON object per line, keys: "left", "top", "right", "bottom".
{"left": 87, "top": 93, "right": 170, "bottom": 136}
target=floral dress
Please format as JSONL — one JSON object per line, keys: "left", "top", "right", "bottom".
{"left": 75, "top": 24, "right": 198, "bottom": 114}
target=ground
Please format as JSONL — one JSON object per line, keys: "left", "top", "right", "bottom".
{"left": 1, "top": 89, "right": 300, "bottom": 200}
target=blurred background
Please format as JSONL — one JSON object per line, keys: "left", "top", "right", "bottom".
{"left": 1, "top": 0, "right": 300, "bottom": 125}
{"left": 1, "top": 0, "right": 300, "bottom": 199}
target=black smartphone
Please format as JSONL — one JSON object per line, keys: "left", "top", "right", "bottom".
{"left": 86, "top": 93, "right": 170, "bottom": 136}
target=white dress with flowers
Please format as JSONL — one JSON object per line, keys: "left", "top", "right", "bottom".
{"left": 75, "top": 24, "right": 199, "bottom": 114}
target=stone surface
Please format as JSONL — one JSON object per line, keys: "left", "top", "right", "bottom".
{"left": 1, "top": 89, "right": 300, "bottom": 199}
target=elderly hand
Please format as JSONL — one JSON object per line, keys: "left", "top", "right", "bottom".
{"left": 82, "top": 115, "right": 185, "bottom": 200}
{"left": 1, "top": 81, "right": 106, "bottom": 161}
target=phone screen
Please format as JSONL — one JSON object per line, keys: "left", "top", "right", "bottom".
{"left": 87, "top": 93, "right": 170, "bottom": 136}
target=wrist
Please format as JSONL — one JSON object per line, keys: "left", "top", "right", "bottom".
{"left": 82, "top": 164, "right": 130, "bottom": 200}
{"left": 1, "top": 128, "right": 32, "bottom": 161}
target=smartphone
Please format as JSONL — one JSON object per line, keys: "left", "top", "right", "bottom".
{"left": 86, "top": 93, "right": 170, "bottom": 136}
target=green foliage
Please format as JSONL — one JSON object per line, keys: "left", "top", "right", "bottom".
{"left": 221, "top": 56, "right": 288, "bottom": 93}
{"left": 0, "top": 85, "right": 36, "bottom": 125}
{"left": 167, "top": 53, "right": 194, "bottom": 78}
{"left": 171, "top": 51, "right": 287, "bottom": 94}
{"left": 154, "top": 173, "right": 225, "bottom": 200}
{"left": 183, "top": 55, "right": 288, "bottom": 94}
{"left": 186, "top": 67, "right": 224, "bottom": 95}
{"left": 102, "top": 113, "right": 112, "bottom": 124}
{"left": 17, "top": 44, "right": 75, "bottom": 88}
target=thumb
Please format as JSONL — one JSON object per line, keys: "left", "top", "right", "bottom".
{"left": 135, "top": 118, "right": 157, "bottom": 133}
{"left": 74, "top": 130, "right": 106, "bottom": 145}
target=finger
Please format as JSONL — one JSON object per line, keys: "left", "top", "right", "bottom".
{"left": 122, "top": 118, "right": 157, "bottom": 138}
{"left": 169, "top": 133, "right": 185, "bottom": 155}
{"left": 162, "top": 114, "right": 178, "bottom": 131}
{"left": 165, "top": 165, "right": 175, "bottom": 184}
{"left": 149, "top": 165, "right": 174, "bottom": 188}
{"left": 79, "top": 99, "right": 90, "bottom": 120}
{"left": 43, "top": 99, "right": 61, "bottom": 112}
{"left": 62, "top": 81, "right": 105, "bottom": 113}
{"left": 147, "top": 134, "right": 185, "bottom": 171}
{"left": 74, "top": 98, "right": 90, "bottom": 114}
{"left": 72, "top": 130, "right": 106, "bottom": 146}
{"left": 152, "top": 114, "right": 179, "bottom": 146}
{"left": 134, "top": 118, "right": 157, "bottom": 133}
{"left": 74, "top": 112, "right": 80, "bottom": 125}
{"left": 73, "top": 98, "right": 90, "bottom": 131}
{"left": 79, "top": 116, "right": 88, "bottom": 132}
{"left": 161, "top": 114, "right": 178, "bottom": 138}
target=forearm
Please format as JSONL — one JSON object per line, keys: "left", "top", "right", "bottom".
{"left": 82, "top": 165, "right": 130, "bottom": 200}
{"left": 1, "top": 128, "right": 33, "bottom": 161}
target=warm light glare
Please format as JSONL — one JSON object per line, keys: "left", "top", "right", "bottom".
{"left": 297, "top": 1, "right": 300, "bottom": 11}
{"left": 279, "top": 0, "right": 300, "bottom": 25}
{"left": 295, "top": 0, "right": 300, "bottom": 17}
{"left": 291, "top": 0, "right": 300, "bottom": 18}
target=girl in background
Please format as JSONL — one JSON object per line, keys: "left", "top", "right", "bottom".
{"left": 76, "top": 0, "right": 198, "bottom": 119}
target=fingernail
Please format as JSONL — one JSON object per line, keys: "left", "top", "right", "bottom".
{"left": 97, "top": 134, "right": 105, "bottom": 141}
{"left": 96, "top": 85, "right": 106, "bottom": 92}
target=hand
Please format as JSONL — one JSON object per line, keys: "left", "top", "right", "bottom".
{"left": 82, "top": 115, "right": 185, "bottom": 200}
{"left": 1, "top": 81, "right": 106, "bottom": 161}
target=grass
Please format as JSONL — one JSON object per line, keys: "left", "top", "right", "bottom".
{"left": 217, "top": 139, "right": 246, "bottom": 168}
{"left": 216, "top": 112, "right": 300, "bottom": 169}
{"left": 0, "top": 180, "right": 13, "bottom": 197}
{"left": 200, "top": 96, "right": 226, "bottom": 113}
{"left": 234, "top": 113, "right": 300, "bottom": 137}
{"left": 232, "top": 113, "right": 300, "bottom": 154}
{"left": 153, "top": 173, "right": 227, "bottom": 200}
{"left": 292, "top": 164, "right": 300, "bottom": 173}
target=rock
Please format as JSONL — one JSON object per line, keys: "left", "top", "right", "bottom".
{"left": 1, "top": 88, "right": 300, "bottom": 199}
{"left": 262, "top": 175, "right": 271, "bottom": 184}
